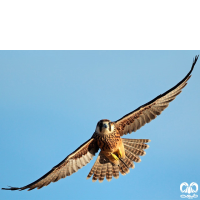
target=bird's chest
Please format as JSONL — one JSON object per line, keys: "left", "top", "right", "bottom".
{"left": 96, "top": 132, "right": 121, "bottom": 151}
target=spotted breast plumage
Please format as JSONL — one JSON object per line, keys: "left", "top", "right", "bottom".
{"left": 2, "top": 55, "right": 199, "bottom": 191}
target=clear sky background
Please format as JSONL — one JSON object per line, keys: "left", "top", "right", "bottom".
{"left": 1, "top": 51, "right": 200, "bottom": 200}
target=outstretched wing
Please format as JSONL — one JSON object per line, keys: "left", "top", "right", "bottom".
{"left": 115, "top": 55, "right": 199, "bottom": 136}
{"left": 2, "top": 138, "right": 99, "bottom": 191}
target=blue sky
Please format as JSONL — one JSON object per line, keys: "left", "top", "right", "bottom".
{"left": 1, "top": 51, "right": 199, "bottom": 200}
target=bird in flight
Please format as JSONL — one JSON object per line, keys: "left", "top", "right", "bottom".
{"left": 2, "top": 56, "right": 199, "bottom": 191}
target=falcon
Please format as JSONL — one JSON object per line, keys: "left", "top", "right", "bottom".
{"left": 2, "top": 55, "right": 199, "bottom": 191}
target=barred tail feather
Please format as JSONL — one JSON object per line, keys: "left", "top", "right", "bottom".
{"left": 112, "top": 165, "right": 119, "bottom": 179}
{"left": 122, "top": 138, "right": 151, "bottom": 143}
{"left": 99, "top": 163, "right": 107, "bottom": 183}
{"left": 106, "top": 163, "right": 113, "bottom": 182}
{"left": 123, "top": 138, "right": 150, "bottom": 164}
{"left": 117, "top": 138, "right": 150, "bottom": 176}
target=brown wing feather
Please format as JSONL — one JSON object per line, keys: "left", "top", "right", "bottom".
{"left": 2, "top": 138, "right": 99, "bottom": 191}
{"left": 115, "top": 55, "right": 199, "bottom": 136}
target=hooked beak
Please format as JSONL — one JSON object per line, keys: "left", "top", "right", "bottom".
{"left": 103, "top": 124, "right": 108, "bottom": 128}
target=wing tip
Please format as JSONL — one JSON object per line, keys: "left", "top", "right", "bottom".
{"left": 2, "top": 186, "right": 22, "bottom": 191}
{"left": 192, "top": 55, "right": 199, "bottom": 70}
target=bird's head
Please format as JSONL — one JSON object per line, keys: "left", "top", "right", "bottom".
{"left": 95, "top": 119, "right": 115, "bottom": 136}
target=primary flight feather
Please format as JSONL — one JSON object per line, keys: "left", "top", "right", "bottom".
{"left": 2, "top": 55, "right": 199, "bottom": 191}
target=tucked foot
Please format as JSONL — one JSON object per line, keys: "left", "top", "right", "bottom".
{"left": 111, "top": 153, "right": 119, "bottom": 161}
{"left": 116, "top": 149, "right": 122, "bottom": 158}
{"left": 111, "top": 149, "right": 123, "bottom": 161}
